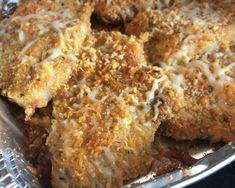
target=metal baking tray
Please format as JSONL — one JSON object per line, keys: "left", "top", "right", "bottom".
{"left": 0, "top": 97, "right": 235, "bottom": 188}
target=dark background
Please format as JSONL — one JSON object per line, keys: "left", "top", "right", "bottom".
{"left": 189, "top": 161, "right": 235, "bottom": 188}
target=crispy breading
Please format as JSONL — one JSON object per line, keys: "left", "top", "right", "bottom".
{"left": 0, "top": 0, "right": 92, "bottom": 118}
{"left": 84, "top": 0, "right": 158, "bottom": 23}
{"left": 126, "top": 1, "right": 235, "bottom": 142}
{"left": 47, "top": 31, "right": 179, "bottom": 188}
{"left": 83, "top": 0, "right": 192, "bottom": 23}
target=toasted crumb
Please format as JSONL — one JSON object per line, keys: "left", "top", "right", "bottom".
{"left": 0, "top": 0, "right": 92, "bottom": 118}
{"left": 126, "top": 1, "right": 235, "bottom": 142}
{"left": 47, "top": 31, "right": 179, "bottom": 188}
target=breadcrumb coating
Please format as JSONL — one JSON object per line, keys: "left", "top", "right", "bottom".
{"left": 126, "top": 1, "right": 235, "bottom": 142}
{"left": 0, "top": 0, "right": 92, "bottom": 117}
{"left": 83, "top": 0, "right": 193, "bottom": 23}
{"left": 47, "top": 31, "right": 179, "bottom": 188}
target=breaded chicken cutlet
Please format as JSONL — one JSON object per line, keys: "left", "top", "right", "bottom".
{"left": 47, "top": 31, "right": 180, "bottom": 188}
{"left": 126, "top": 1, "right": 235, "bottom": 142}
{"left": 83, "top": 0, "right": 193, "bottom": 24}
{"left": 0, "top": 0, "right": 91, "bottom": 118}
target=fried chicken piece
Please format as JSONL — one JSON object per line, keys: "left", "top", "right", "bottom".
{"left": 84, "top": 0, "right": 192, "bottom": 24}
{"left": 47, "top": 31, "right": 180, "bottom": 188}
{"left": 0, "top": 0, "right": 92, "bottom": 118}
{"left": 126, "top": 1, "right": 235, "bottom": 142}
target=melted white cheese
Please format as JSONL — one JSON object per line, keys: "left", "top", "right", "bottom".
{"left": 146, "top": 76, "right": 167, "bottom": 102}
{"left": 87, "top": 89, "right": 98, "bottom": 101}
{"left": 46, "top": 48, "right": 63, "bottom": 61}
{"left": 18, "top": 29, "right": 25, "bottom": 42}
{"left": 21, "top": 38, "right": 38, "bottom": 53}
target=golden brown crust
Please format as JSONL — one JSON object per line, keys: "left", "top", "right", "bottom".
{"left": 84, "top": 0, "right": 205, "bottom": 24}
{"left": 85, "top": 0, "right": 157, "bottom": 23}
{"left": 47, "top": 31, "right": 179, "bottom": 187}
{"left": 83, "top": 0, "right": 179, "bottom": 23}
{"left": 0, "top": 0, "right": 92, "bottom": 117}
{"left": 126, "top": 1, "right": 235, "bottom": 142}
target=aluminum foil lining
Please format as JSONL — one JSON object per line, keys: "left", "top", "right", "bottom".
{"left": 0, "top": 0, "right": 18, "bottom": 17}
{"left": 0, "top": 149, "right": 40, "bottom": 188}
{"left": 0, "top": 0, "right": 235, "bottom": 187}
{"left": 0, "top": 99, "right": 41, "bottom": 188}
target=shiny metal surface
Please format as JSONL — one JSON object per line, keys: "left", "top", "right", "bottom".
{"left": 0, "top": 99, "right": 41, "bottom": 188}
{"left": 0, "top": 0, "right": 18, "bottom": 17}
{"left": 0, "top": 149, "right": 41, "bottom": 188}
{"left": 125, "top": 141, "right": 235, "bottom": 188}
{"left": 0, "top": 99, "right": 24, "bottom": 152}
